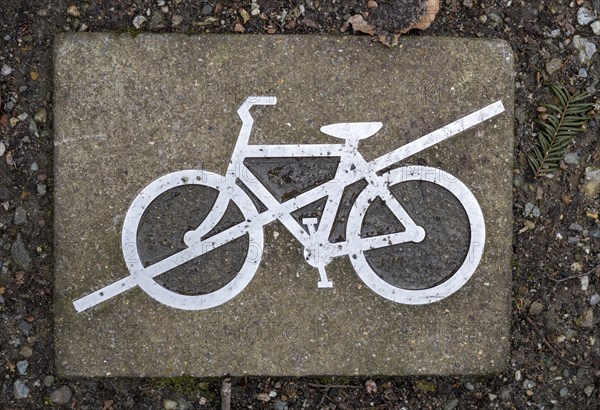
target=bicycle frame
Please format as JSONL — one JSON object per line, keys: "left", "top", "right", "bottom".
{"left": 188, "top": 96, "right": 505, "bottom": 260}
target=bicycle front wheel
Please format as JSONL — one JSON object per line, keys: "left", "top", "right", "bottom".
{"left": 121, "top": 170, "right": 264, "bottom": 310}
{"left": 347, "top": 166, "right": 485, "bottom": 305}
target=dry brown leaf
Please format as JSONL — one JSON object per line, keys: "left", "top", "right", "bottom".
{"left": 341, "top": 14, "right": 376, "bottom": 36}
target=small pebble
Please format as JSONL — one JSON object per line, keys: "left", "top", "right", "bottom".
{"left": 13, "top": 379, "right": 29, "bottom": 399}
{"left": 584, "top": 386, "right": 594, "bottom": 397}
{"left": 523, "top": 379, "right": 536, "bottom": 389}
{"left": 19, "top": 346, "right": 33, "bottom": 358}
{"left": 592, "top": 20, "right": 600, "bottom": 35}
{"left": 578, "top": 67, "right": 588, "bottom": 77}
{"left": 524, "top": 203, "right": 540, "bottom": 218}
{"left": 34, "top": 108, "right": 47, "bottom": 124}
{"left": 16, "top": 360, "right": 28, "bottom": 375}
{"left": 529, "top": 301, "right": 544, "bottom": 316}
{"left": 489, "top": 393, "right": 497, "bottom": 401}
{"left": 51, "top": 385, "right": 72, "bottom": 405}
{"left": 171, "top": 15, "right": 183, "bottom": 26}
{"left": 164, "top": 399, "right": 178, "bottom": 410}
{"left": 560, "top": 387, "right": 568, "bottom": 397}
{"left": 590, "top": 293, "right": 600, "bottom": 306}
{"left": 548, "top": 28, "right": 561, "bottom": 38}
{"left": 580, "top": 275, "right": 589, "bottom": 291}
{"left": 67, "top": 5, "right": 81, "bottom": 17}
{"left": 443, "top": 398, "right": 459, "bottom": 410}
{"left": 133, "top": 15, "right": 147, "bottom": 29}
{"left": 579, "top": 309, "right": 593, "bottom": 328}
{"left": 43, "top": 375, "right": 55, "bottom": 387}
{"left": 1, "top": 64, "right": 12, "bottom": 76}
{"left": 577, "top": 7, "right": 596, "bottom": 25}
{"left": 0, "top": 141, "right": 5, "bottom": 157}
{"left": 12, "top": 235, "right": 32, "bottom": 269}
{"left": 573, "top": 36, "right": 597, "bottom": 65}
{"left": 488, "top": 12, "right": 502, "bottom": 24}
{"left": 569, "top": 222, "right": 583, "bottom": 231}
{"left": 500, "top": 389, "right": 511, "bottom": 401}
{"left": 14, "top": 206, "right": 27, "bottom": 225}
{"left": 563, "top": 152, "right": 580, "bottom": 165}
{"left": 463, "top": 0, "right": 474, "bottom": 8}
{"left": 201, "top": 4, "right": 213, "bottom": 15}
{"left": 38, "top": 183, "right": 47, "bottom": 195}
{"left": 546, "top": 58, "right": 562, "bottom": 75}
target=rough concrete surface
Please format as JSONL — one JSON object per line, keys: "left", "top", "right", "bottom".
{"left": 53, "top": 34, "right": 514, "bottom": 377}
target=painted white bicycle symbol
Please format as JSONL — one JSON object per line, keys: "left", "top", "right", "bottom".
{"left": 74, "top": 96, "right": 505, "bottom": 312}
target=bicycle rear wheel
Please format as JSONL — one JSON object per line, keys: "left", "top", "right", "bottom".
{"left": 121, "top": 170, "right": 264, "bottom": 310}
{"left": 347, "top": 166, "right": 485, "bottom": 305}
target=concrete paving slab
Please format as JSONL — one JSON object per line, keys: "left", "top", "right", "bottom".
{"left": 53, "top": 33, "right": 514, "bottom": 377}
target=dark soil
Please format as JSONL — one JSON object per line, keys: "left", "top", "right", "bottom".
{"left": 1, "top": 0, "right": 599, "bottom": 409}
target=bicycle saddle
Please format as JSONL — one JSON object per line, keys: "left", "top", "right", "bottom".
{"left": 320, "top": 122, "right": 383, "bottom": 141}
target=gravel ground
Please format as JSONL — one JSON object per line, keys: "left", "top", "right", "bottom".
{"left": 1, "top": 0, "right": 599, "bottom": 409}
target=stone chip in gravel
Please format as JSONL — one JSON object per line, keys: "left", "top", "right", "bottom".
{"left": 16, "top": 360, "right": 28, "bottom": 375}
{"left": 578, "top": 309, "right": 593, "bottom": 328}
{"left": 14, "top": 206, "right": 27, "bottom": 225}
{"left": 13, "top": 379, "right": 29, "bottom": 399}
{"left": 51, "top": 385, "right": 72, "bottom": 404}
{"left": 529, "top": 301, "right": 544, "bottom": 316}
{"left": 67, "top": 5, "right": 81, "bottom": 18}
{"left": 0, "top": 141, "right": 5, "bottom": 157}
{"left": 1, "top": 64, "right": 12, "bottom": 76}
{"left": 592, "top": 20, "right": 600, "bottom": 35}
{"left": 577, "top": 8, "right": 596, "bottom": 26}
{"left": 133, "top": 15, "right": 147, "bottom": 29}
{"left": 545, "top": 58, "right": 562, "bottom": 75}
{"left": 563, "top": 152, "right": 580, "bottom": 165}
{"left": 590, "top": 293, "right": 600, "bottom": 306}
{"left": 34, "top": 108, "right": 47, "bottom": 124}
{"left": 11, "top": 235, "right": 32, "bottom": 269}
{"left": 583, "top": 167, "right": 600, "bottom": 198}
{"left": 163, "top": 399, "right": 178, "bottom": 409}
{"left": 573, "top": 36, "right": 597, "bottom": 65}
{"left": 19, "top": 346, "right": 33, "bottom": 357}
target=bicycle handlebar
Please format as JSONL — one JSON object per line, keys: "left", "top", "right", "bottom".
{"left": 232, "top": 97, "right": 278, "bottom": 165}
{"left": 237, "top": 96, "right": 277, "bottom": 117}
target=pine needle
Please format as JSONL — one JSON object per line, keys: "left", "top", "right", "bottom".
{"left": 527, "top": 84, "right": 594, "bottom": 179}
